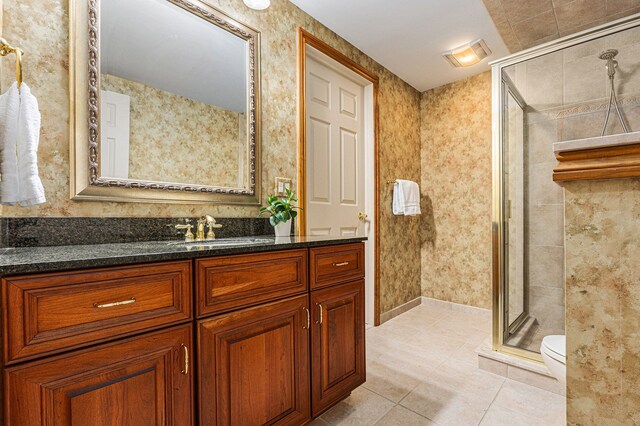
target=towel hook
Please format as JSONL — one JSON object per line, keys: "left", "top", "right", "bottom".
{"left": 0, "top": 37, "right": 24, "bottom": 88}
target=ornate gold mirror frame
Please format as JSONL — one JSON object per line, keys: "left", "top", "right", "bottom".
{"left": 69, "top": 0, "right": 261, "bottom": 204}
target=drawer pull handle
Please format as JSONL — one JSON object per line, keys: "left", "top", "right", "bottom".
{"left": 302, "top": 307, "right": 310, "bottom": 329}
{"left": 333, "top": 262, "right": 349, "bottom": 267}
{"left": 93, "top": 297, "right": 136, "bottom": 309}
{"left": 181, "top": 344, "right": 189, "bottom": 375}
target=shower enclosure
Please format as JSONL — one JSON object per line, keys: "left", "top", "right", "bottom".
{"left": 492, "top": 15, "right": 640, "bottom": 360}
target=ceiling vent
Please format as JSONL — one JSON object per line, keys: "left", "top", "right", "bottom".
{"left": 443, "top": 39, "right": 491, "bottom": 67}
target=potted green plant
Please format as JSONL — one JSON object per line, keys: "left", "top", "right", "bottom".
{"left": 259, "top": 188, "right": 301, "bottom": 237}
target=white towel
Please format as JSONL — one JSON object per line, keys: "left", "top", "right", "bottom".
{"left": 16, "top": 83, "right": 45, "bottom": 206}
{"left": 0, "top": 82, "right": 45, "bottom": 206}
{"left": 392, "top": 179, "right": 421, "bottom": 216}
{"left": 0, "top": 83, "right": 20, "bottom": 205}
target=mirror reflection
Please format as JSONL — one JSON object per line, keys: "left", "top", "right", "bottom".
{"left": 99, "top": 0, "right": 250, "bottom": 189}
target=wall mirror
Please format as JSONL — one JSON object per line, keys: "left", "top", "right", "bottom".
{"left": 70, "top": 0, "right": 261, "bottom": 204}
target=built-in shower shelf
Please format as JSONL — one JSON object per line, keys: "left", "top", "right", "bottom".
{"left": 553, "top": 131, "right": 640, "bottom": 182}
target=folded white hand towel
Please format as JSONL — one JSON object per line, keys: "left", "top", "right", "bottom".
{"left": 16, "top": 83, "right": 45, "bottom": 206}
{"left": 392, "top": 179, "right": 421, "bottom": 216}
{"left": 392, "top": 181, "right": 404, "bottom": 216}
{"left": 0, "top": 82, "right": 20, "bottom": 205}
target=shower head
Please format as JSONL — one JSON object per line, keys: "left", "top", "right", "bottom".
{"left": 599, "top": 49, "right": 619, "bottom": 60}
{"left": 599, "top": 49, "right": 619, "bottom": 78}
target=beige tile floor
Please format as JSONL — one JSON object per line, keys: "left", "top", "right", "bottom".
{"left": 311, "top": 304, "right": 566, "bottom": 426}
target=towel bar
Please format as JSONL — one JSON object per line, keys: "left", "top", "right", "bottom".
{"left": 0, "top": 37, "right": 24, "bottom": 88}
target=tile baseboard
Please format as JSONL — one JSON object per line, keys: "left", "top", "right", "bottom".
{"left": 420, "top": 296, "right": 492, "bottom": 318}
{"left": 380, "top": 297, "right": 422, "bottom": 323}
{"left": 380, "top": 296, "right": 492, "bottom": 324}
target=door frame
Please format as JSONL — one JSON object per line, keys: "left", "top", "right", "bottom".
{"left": 297, "top": 28, "right": 381, "bottom": 326}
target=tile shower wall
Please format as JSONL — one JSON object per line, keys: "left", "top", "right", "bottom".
{"left": 0, "top": 0, "right": 422, "bottom": 315}
{"left": 420, "top": 72, "right": 493, "bottom": 309}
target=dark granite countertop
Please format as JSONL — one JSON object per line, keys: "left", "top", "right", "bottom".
{"left": 0, "top": 235, "right": 367, "bottom": 277}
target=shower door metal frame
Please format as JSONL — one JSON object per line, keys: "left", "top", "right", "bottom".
{"left": 501, "top": 74, "right": 529, "bottom": 342}
{"left": 491, "top": 12, "right": 640, "bottom": 362}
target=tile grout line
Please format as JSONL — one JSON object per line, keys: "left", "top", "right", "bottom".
{"left": 397, "top": 390, "right": 442, "bottom": 425}
{"left": 476, "top": 379, "right": 507, "bottom": 425}
{"left": 361, "top": 383, "right": 411, "bottom": 406}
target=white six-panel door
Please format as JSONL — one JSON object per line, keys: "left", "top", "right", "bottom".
{"left": 100, "top": 90, "right": 131, "bottom": 179}
{"left": 306, "top": 56, "right": 365, "bottom": 237}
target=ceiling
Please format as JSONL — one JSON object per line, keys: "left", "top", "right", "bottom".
{"left": 102, "top": 0, "right": 247, "bottom": 112}
{"left": 289, "top": 0, "right": 510, "bottom": 92}
{"left": 483, "top": 0, "right": 640, "bottom": 52}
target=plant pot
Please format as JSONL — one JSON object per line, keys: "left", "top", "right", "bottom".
{"left": 274, "top": 220, "right": 292, "bottom": 237}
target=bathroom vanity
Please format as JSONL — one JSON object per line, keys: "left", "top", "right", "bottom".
{"left": 0, "top": 236, "right": 366, "bottom": 425}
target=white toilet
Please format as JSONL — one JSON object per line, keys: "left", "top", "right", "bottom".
{"left": 541, "top": 335, "right": 566, "bottom": 385}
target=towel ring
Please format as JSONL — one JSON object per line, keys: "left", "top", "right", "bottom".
{"left": 0, "top": 37, "right": 24, "bottom": 88}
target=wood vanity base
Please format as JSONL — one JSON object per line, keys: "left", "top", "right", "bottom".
{"left": 1, "top": 242, "right": 366, "bottom": 425}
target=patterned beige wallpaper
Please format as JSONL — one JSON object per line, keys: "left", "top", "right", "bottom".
{"left": 102, "top": 74, "right": 244, "bottom": 187}
{"left": 565, "top": 178, "right": 640, "bottom": 426}
{"left": 420, "top": 71, "right": 493, "bottom": 309}
{"left": 0, "top": 0, "right": 422, "bottom": 315}
{"left": 379, "top": 71, "right": 422, "bottom": 313}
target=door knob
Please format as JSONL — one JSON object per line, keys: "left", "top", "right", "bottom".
{"left": 358, "top": 212, "right": 368, "bottom": 222}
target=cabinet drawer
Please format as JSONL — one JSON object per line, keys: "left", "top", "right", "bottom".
{"left": 310, "top": 243, "right": 365, "bottom": 289}
{"left": 2, "top": 261, "right": 192, "bottom": 365}
{"left": 196, "top": 249, "right": 308, "bottom": 317}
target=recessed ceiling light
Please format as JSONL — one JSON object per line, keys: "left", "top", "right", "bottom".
{"left": 442, "top": 39, "right": 492, "bottom": 67}
{"left": 243, "top": 0, "right": 270, "bottom": 10}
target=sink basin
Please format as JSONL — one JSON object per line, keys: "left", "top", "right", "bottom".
{"left": 169, "top": 237, "right": 273, "bottom": 248}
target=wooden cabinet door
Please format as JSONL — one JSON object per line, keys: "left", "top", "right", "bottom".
{"left": 198, "top": 295, "right": 310, "bottom": 426}
{"left": 4, "top": 325, "right": 193, "bottom": 426}
{"left": 310, "top": 280, "right": 366, "bottom": 417}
